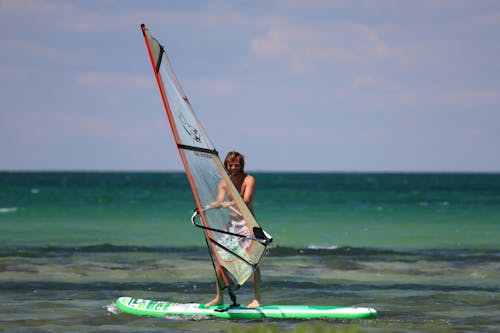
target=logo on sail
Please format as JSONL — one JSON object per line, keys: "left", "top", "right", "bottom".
{"left": 218, "top": 219, "right": 252, "bottom": 261}
{"left": 179, "top": 113, "right": 202, "bottom": 143}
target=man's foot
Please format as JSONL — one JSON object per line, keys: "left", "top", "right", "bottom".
{"left": 246, "top": 299, "right": 260, "bottom": 308}
{"left": 205, "top": 297, "right": 223, "bottom": 307}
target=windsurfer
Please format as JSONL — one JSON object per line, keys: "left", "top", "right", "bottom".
{"left": 205, "top": 151, "right": 262, "bottom": 309}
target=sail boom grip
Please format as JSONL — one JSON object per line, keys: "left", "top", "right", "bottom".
{"left": 190, "top": 208, "right": 270, "bottom": 245}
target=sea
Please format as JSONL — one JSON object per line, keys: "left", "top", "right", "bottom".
{"left": 0, "top": 171, "right": 498, "bottom": 332}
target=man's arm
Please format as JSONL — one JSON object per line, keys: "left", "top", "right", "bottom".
{"left": 241, "top": 175, "right": 255, "bottom": 207}
{"left": 210, "top": 180, "right": 227, "bottom": 206}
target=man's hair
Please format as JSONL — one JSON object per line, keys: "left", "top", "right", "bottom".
{"left": 224, "top": 151, "right": 245, "bottom": 172}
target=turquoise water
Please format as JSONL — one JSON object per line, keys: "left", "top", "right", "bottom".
{"left": 1, "top": 172, "right": 499, "bottom": 249}
{"left": 1, "top": 172, "right": 499, "bottom": 332}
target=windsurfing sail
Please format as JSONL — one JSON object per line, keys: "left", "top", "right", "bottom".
{"left": 140, "top": 24, "right": 271, "bottom": 295}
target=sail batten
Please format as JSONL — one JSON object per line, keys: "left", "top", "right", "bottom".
{"left": 177, "top": 144, "right": 218, "bottom": 156}
{"left": 140, "top": 24, "right": 270, "bottom": 293}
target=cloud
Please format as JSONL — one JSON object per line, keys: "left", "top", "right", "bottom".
{"left": 0, "top": 65, "right": 29, "bottom": 85}
{"left": 0, "top": 0, "right": 88, "bottom": 32}
{"left": 75, "top": 72, "right": 150, "bottom": 91}
{"left": 250, "top": 22, "right": 393, "bottom": 77}
{"left": 251, "top": 29, "right": 291, "bottom": 57}
{"left": 351, "top": 76, "right": 377, "bottom": 88}
{"left": 189, "top": 77, "right": 239, "bottom": 96}
{"left": 1, "top": 0, "right": 73, "bottom": 15}
{"left": 73, "top": 71, "right": 152, "bottom": 105}
{"left": 0, "top": 39, "right": 89, "bottom": 66}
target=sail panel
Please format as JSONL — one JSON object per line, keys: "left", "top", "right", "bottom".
{"left": 141, "top": 24, "right": 269, "bottom": 291}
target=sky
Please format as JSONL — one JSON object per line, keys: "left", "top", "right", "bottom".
{"left": 1, "top": 0, "right": 499, "bottom": 172}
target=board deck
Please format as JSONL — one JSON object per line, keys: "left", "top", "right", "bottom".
{"left": 115, "top": 297, "right": 377, "bottom": 320}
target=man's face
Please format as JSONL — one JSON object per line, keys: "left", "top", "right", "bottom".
{"left": 226, "top": 159, "right": 242, "bottom": 176}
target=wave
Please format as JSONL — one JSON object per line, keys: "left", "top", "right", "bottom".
{"left": 0, "top": 207, "right": 18, "bottom": 213}
{"left": 0, "top": 244, "right": 206, "bottom": 258}
{"left": 1, "top": 243, "right": 498, "bottom": 261}
{"left": 1, "top": 280, "right": 497, "bottom": 294}
{"left": 0, "top": 280, "right": 207, "bottom": 292}
{"left": 264, "top": 280, "right": 500, "bottom": 293}
{"left": 268, "top": 245, "right": 500, "bottom": 261}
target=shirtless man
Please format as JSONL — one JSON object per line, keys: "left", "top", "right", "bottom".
{"left": 205, "top": 151, "right": 262, "bottom": 309}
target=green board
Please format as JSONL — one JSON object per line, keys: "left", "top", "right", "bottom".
{"left": 115, "top": 297, "right": 377, "bottom": 320}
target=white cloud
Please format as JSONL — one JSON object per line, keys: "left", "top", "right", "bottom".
{"left": 0, "top": 39, "right": 89, "bottom": 64}
{"left": 251, "top": 29, "right": 291, "bottom": 57}
{"left": 250, "top": 21, "right": 394, "bottom": 78}
{"left": 0, "top": 65, "right": 28, "bottom": 84}
{"left": 351, "top": 76, "right": 376, "bottom": 88}
{"left": 189, "top": 77, "right": 239, "bottom": 96}
{"left": 0, "top": 0, "right": 73, "bottom": 14}
{"left": 75, "top": 72, "right": 150, "bottom": 91}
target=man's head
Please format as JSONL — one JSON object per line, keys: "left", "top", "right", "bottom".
{"left": 224, "top": 151, "right": 245, "bottom": 175}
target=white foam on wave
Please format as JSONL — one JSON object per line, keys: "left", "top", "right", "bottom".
{"left": 0, "top": 207, "right": 18, "bottom": 214}
{"left": 164, "top": 314, "right": 212, "bottom": 321}
{"left": 307, "top": 244, "right": 339, "bottom": 250}
{"left": 104, "top": 303, "right": 120, "bottom": 315}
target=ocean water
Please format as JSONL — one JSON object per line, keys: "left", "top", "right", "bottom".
{"left": 0, "top": 172, "right": 499, "bottom": 332}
